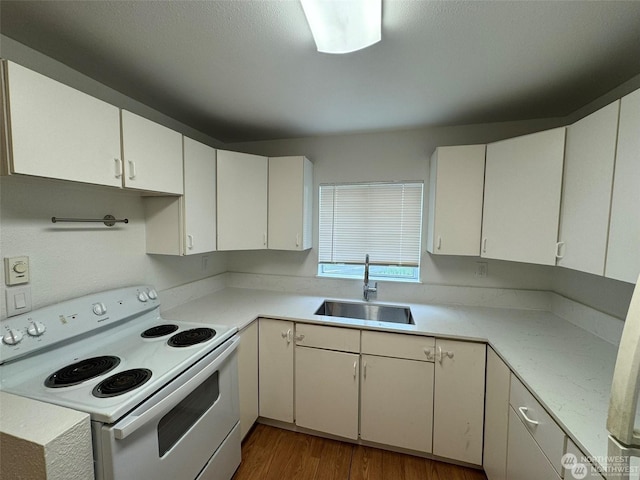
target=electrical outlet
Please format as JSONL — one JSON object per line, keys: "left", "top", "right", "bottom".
{"left": 475, "top": 262, "right": 488, "bottom": 278}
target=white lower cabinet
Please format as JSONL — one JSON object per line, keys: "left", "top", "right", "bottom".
{"left": 483, "top": 348, "right": 510, "bottom": 480}
{"left": 360, "top": 330, "right": 435, "bottom": 453}
{"left": 237, "top": 322, "right": 258, "bottom": 440}
{"left": 507, "top": 407, "right": 561, "bottom": 480}
{"left": 433, "top": 339, "right": 486, "bottom": 465}
{"left": 360, "top": 354, "right": 434, "bottom": 452}
{"left": 258, "top": 319, "right": 294, "bottom": 423}
{"left": 294, "top": 324, "right": 360, "bottom": 439}
{"left": 564, "top": 438, "right": 606, "bottom": 480}
{"left": 508, "top": 375, "right": 566, "bottom": 479}
{"left": 295, "top": 346, "right": 359, "bottom": 439}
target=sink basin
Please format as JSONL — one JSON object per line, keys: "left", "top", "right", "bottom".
{"left": 314, "top": 300, "right": 414, "bottom": 325}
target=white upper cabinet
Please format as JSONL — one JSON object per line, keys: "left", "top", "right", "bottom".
{"left": 2, "top": 61, "right": 122, "bottom": 187}
{"left": 182, "top": 138, "right": 217, "bottom": 254}
{"left": 427, "top": 145, "right": 486, "bottom": 256}
{"left": 144, "top": 137, "right": 216, "bottom": 255}
{"left": 217, "top": 150, "right": 268, "bottom": 251}
{"left": 121, "top": 110, "right": 183, "bottom": 194}
{"left": 606, "top": 88, "right": 640, "bottom": 284}
{"left": 268, "top": 156, "right": 313, "bottom": 251}
{"left": 482, "top": 128, "right": 566, "bottom": 265}
{"left": 557, "top": 101, "right": 619, "bottom": 275}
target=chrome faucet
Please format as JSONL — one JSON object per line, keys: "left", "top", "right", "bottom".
{"left": 363, "top": 254, "right": 378, "bottom": 301}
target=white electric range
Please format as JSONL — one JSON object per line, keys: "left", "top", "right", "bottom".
{"left": 0, "top": 285, "right": 241, "bottom": 480}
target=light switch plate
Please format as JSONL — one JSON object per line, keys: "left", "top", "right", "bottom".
{"left": 6, "top": 286, "right": 32, "bottom": 317}
{"left": 4, "top": 256, "right": 29, "bottom": 285}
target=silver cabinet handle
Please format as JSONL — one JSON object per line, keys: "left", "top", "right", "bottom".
{"left": 482, "top": 238, "right": 488, "bottom": 253}
{"left": 294, "top": 333, "right": 305, "bottom": 342}
{"left": 518, "top": 406, "right": 539, "bottom": 426}
{"left": 187, "top": 234, "right": 194, "bottom": 250}
{"left": 353, "top": 360, "right": 358, "bottom": 378}
{"left": 556, "top": 241, "right": 565, "bottom": 259}
{"left": 437, "top": 236, "right": 442, "bottom": 250}
{"left": 363, "top": 360, "right": 367, "bottom": 379}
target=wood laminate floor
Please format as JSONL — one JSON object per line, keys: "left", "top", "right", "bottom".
{"left": 232, "top": 424, "right": 488, "bottom": 480}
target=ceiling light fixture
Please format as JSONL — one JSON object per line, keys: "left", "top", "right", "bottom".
{"left": 300, "top": 0, "right": 382, "bottom": 54}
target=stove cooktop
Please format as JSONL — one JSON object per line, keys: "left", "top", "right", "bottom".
{"left": 0, "top": 286, "right": 237, "bottom": 423}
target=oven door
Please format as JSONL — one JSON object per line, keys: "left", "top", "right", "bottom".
{"left": 95, "top": 336, "right": 240, "bottom": 480}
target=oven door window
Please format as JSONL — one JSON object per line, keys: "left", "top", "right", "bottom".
{"left": 157, "top": 371, "right": 220, "bottom": 456}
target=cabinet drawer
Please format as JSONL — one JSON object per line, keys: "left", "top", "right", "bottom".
{"left": 361, "top": 331, "right": 434, "bottom": 361}
{"left": 295, "top": 324, "right": 360, "bottom": 353}
{"left": 510, "top": 376, "right": 565, "bottom": 474}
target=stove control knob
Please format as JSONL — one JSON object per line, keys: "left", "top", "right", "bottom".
{"left": 147, "top": 289, "right": 158, "bottom": 300}
{"left": 92, "top": 303, "right": 107, "bottom": 316}
{"left": 137, "top": 291, "right": 149, "bottom": 302}
{"left": 2, "top": 329, "right": 23, "bottom": 346}
{"left": 27, "top": 321, "right": 46, "bottom": 337}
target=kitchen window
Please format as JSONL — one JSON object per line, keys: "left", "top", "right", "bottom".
{"left": 318, "top": 182, "right": 423, "bottom": 282}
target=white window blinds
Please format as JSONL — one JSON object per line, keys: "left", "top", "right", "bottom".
{"left": 318, "top": 182, "right": 423, "bottom": 266}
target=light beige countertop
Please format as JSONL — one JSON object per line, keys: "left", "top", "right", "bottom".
{"left": 163, "top": 286, "right": 619, "bottom": 476}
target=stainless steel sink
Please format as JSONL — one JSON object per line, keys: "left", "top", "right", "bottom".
{"left": 314, "top": 300, "right": 414, "bottom": 325}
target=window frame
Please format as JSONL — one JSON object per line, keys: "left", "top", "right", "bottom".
{"left": 317, "top": 181, "right": 423, "bottom": 283}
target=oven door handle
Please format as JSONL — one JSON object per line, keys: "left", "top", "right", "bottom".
{"left": 112, "top": 336, "right": 239, "bottom": 440}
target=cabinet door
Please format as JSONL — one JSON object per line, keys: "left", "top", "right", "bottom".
{"left": 238, "top": 322, "right": 258, "bottom": 440}
{"left": 606, "top": 88, "right": 640, "bottom": 283}
{"left": 557, "top": 101, "right": 619, "bottom": 275}
{"left": 183, "top": 137, "right": 217, "bottom": 255}
{"left": 3, "top": 61, "right": 121, "bottom": 187}
{"left": 564, "top": 438, "right": 606, "bottom": 480}
{"left": 217, "top": 150, "right": 268, "bottom": 251}
{"left": 506, "top": 408, "right": 562, "bottom": 480}
{"left": 268, "top": 156, "right": 313, "bottom": 251}
{"left": 482, "top": 128, "right": 565, "bottom": 265}
{"left": 360, "top": 354, "right": 434, "bottom": 453}
{"left": 427, "top": 145, "right": 486, "bottom": 256}
{"left": 121, "top": 110, "right": 183, "bottom": 194}
{"left": 483, "top": 348, "right": 511, "bottom": 480}
{"left": 258, "top": 319, "right": 293, "bottom": 422}
{"left": 433, "top": 339, "right": 486, "bottom": 465}
{"left": 295, "top": 346, "right": 359, "bottom": 439}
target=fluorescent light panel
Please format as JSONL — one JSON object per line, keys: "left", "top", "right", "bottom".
{"left": 301, "top": 0, "right": 382, "bottom": 54}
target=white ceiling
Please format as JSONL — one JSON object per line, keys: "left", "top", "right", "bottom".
{"left": 1, "top": 1, "right": 640, "bottom": 143}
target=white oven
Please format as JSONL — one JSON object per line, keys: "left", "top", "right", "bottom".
{"left": 0, "top": 285, "right": 242, "bottom": 480}
{"left": 94, "top": 336, "right": 240, "bottom": 480}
